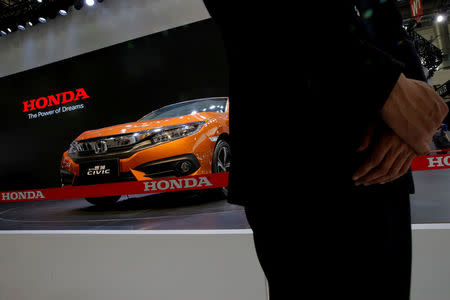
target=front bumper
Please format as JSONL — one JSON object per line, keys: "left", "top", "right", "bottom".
{"left": 61, "top": 153, "right": 201, "bottom": 186}
{"left": 60, "top": 133, "right": 213, "bottom": 186}
{"left": 133, "top": 154, "right": 200, "bottom": 179}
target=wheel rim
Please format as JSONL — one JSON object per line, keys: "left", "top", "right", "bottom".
{"left": 216, "top": 145, "right": 231, "bottom": 173}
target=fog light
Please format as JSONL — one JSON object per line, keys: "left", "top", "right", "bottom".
{"left": 179, "top": 161, "right": 193, "bottom": 174}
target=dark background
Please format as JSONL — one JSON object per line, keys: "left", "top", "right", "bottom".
{"left": 0, "top": 19, "right": 228, "bottom": 191}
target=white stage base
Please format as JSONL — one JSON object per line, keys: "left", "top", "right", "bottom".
{"left": 0, "top": 226, "right": 449, "bottom": 300}
{"left": 411, "top": 224, "right": 450, "bottom": 300}
{"left": 0, "top": 230, "right": 267, "bottom": 300}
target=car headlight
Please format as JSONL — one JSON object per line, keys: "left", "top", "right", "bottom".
{"left": 148, "top": 121, "right": 205, "bottom": 144}
{"left": 68, "top": 121, "right": 206, "bottom": 155}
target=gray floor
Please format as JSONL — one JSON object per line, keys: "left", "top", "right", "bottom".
{"left": 0, "top": 192, "right": 249, "bottom": 230}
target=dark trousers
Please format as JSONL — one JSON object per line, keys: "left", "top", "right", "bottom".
{"left": 245, "top": 190, "right": 412, "bottom": 299}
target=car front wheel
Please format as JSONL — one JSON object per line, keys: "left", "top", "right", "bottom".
{"left": 211, "top": 139, "right": 231, "bottom": 199}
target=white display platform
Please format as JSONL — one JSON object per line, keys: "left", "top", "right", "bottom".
{"left": 0, "top": 230, "right": 267, "bottom": 300}
{"left": 411, "top": 224, "right": 450, "bottom": 300}
{"left": 0, "top": 226, "right": 449, "bottom": 300}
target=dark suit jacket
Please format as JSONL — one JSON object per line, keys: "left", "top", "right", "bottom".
{"left": 203, "top": 0, "right": 424, "bottom": 206}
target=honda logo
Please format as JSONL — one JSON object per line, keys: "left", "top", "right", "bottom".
{"left": 93, "top": 140, "right": 108, "bottom": 154}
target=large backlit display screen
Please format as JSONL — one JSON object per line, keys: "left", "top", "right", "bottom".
{"left": 0, "top": 19, "right": 249, "bottom": 230}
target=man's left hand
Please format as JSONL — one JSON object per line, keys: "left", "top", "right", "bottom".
{"left": 353, "top": 125, "right": 416, "bottom": 186}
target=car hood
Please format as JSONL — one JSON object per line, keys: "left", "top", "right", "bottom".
{"left": 76, "top": 114, "right": 212, "bottom": 141}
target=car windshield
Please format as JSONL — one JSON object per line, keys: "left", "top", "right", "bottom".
{"left": 139, "top": 98, "right": 227, "bottom": 121}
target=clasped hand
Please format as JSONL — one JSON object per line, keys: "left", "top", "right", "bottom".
{"left": 353, "top": 74, "right": 448, "bottom": 186}
{"left": 353, "top": 122, "right": 416, "bottom": 186}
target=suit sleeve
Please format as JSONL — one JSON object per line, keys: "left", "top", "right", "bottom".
{"left": 203, "top": 1, "right": 406, "bottom": 121}
{"left": 366, "top": 0, "right": 426, "bottom": 82}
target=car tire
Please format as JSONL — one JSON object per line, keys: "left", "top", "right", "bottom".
{"left": 85, "top": 196, "right": 121, "bottom": 207}
{"left": 210, "top": 139, "right": 231, "bottom": 200}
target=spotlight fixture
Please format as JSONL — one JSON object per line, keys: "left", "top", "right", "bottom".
{"left": 0, "top": 0, "right": 107, "bottom": 39}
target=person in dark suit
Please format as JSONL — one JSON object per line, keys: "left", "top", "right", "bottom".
{"left": 203, "top": 1, "right": 447, "bottom": 299}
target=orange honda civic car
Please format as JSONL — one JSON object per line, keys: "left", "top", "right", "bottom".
{"left": 60, "top": 97, "right": 230, "bottom": 206}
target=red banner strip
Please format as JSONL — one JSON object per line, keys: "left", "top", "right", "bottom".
{"left": 0, "top": 173, "right": 229, "bottom": 203}
{"left": 3, "top": 151, "right": 450, "bottom": 204}
{"left": 411, "top": 154, "right": 450, "bottom": 171}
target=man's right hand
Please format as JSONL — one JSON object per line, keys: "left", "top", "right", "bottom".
{"left": 381, "top": 73, "right": 448, "bottom": 155}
